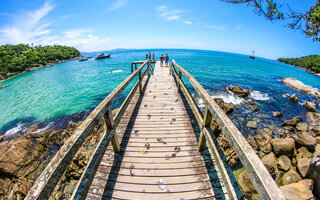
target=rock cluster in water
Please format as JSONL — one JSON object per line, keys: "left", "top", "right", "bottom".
{"left": 212, "top": 84, "right": 320, "bottom": 199}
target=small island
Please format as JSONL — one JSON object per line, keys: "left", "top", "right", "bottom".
{"left": 278, "top": 55, "right": 320, "bottom": 75}
{"left": 0, "top": 44, "right": 80, "bottom": 81}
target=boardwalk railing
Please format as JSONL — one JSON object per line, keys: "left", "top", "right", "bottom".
{"left": 26, "top": 61, "right": 154, "bottom": 200}
{"left": 170, "top": 60, "right": 285, "bottom": 200}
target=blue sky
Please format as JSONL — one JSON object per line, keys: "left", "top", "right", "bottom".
{"left": 0, "top": 0, "right": 319, "bottom": 59}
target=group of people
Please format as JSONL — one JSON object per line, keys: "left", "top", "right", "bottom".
{"left": 145, "top": 52, "right": 169, "bottom": 67}
{"left": 160, "top": 54, "right": 169, "bottom": 67}
{"left": 146, "top": 52, "right": 155, "bottom": 61}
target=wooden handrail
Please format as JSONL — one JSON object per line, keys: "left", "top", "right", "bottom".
{"left": 171, "top": 60, "right": 285, "bottom": 200}
{"left": 26, "top": 61, "right": 152, "bottom": 200}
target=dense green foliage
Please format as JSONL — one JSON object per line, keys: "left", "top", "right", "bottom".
{"left": 0, "top": 44, "right": 80, "bottom": 80}
{"left": 278, "top": 55, "right": 320, "bottom": 73}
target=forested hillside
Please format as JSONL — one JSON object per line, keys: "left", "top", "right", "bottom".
{"left": 278, "top": 55, "right": 320, "bottom": 73}
{"left": 0, "top": 44, "right": 80, "bottom": 80}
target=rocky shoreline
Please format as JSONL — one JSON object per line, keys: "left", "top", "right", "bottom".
{"left": 0, "top": 56, "right": 80, "bottom": 84}
{"left": 0, "top": 78, "right": 319, "bottom": 199}
{"left": 212, "top": 83, "right": 320, "bottom": 199}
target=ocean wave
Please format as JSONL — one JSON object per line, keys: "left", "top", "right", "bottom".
{"left": 250, "top": 90, "right": 270, "bottom": 101}
{"left": 5, "top": 123, "right": 25, "bottom": 136}
{"left": 212, "top": 91, "right": 244, "bottom": 105}
{"left": 32, "top": 122, "right": 54, "bottom": 133}
{"left": 108, "top": 70, "right": 123, "bottom": 73}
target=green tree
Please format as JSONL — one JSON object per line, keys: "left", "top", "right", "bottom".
{"left": 222, "top": 0, "right": 320, "bottom": 41}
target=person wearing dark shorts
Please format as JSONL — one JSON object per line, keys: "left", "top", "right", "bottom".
{"left": 165, "top": 54, "right": 169, "bottom": 66}
{"left": 149, "top": 52, "right": 151, "bottom": 60}
{"left": 160, "top": 54, "right": 164, "bottom": 67}
{"left": 146, "top": 53, "right": 148, "bottom": 60}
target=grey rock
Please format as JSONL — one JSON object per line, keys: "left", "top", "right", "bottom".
{"left": 297, "top": 157, "right": 311, "bottom": 178}
{"left": 246, "top": 121, "right": 257, "bottom": 128}
{"left": 294, "top": 132, "right": 317, "bottom": 151}
{"left": 306, "top": 155, "right": 320, "bottom": 198}
{"left": 280, "top": 179, "right": 314, "bottom": 200}
{"left": 289, "top": 94, "right": 299, "bottom": 103}
{"left": 305, "top": 101, "right": 317, "bottom": 112}
{"left": 272, "top": 111, "right": 283, "bottom": 118}
{"left": 270, "top": 138, "right": 295, "bottom": 156}
{"left": 277, "top": 155, "right": 291, "bottom": 172}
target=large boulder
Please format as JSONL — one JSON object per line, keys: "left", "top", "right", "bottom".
{"left": 238, "top": 170, "right": 258, "bottom": 199}
{"left": 270, "top": 138, "right": 295, "bottom": 156}
{"left": 289, "top": 94, "right": 299, "bottom": 103}
{"left": 294, "top": 132, "right": 317, "bottom": 151}
{"left": 255, "top": 135, "right": 272, "bottom": 154}
{"left": 297, "top": 157, "right": 311, "bottom": 178}
{"left": 283, "top": 116, "right": 302, "bottom": 127}
{"left": 280, "top": 179, "right": 314, "bottom": 200}
{"left": 262, "top": 152, "right": 277, "bottom": 175}
{"left": 0, "top": 136, "right": 45, "bottom": 176}
{"left": 296, "top": 147, "right": 312, "bottom": 162}
{"left": 282, "top": 77, "right": 318, "bottom": 96}
{"left": 227, "top": 85, "right": 250, "bottom": 98}
{"left": 307, "top": 155, "right": 320, "bottom": 198}
{"left": 281, "top": 168, "right": 302, "bottom": 185}
{"left": 277, "top": 155, "right": 291, "bottom": 172}
{"left": 305, "top": 101, "right": 317, "bottom": 112}
{"left": 214, "top": 98, "right": 236, "bottom": 114}
{"left": 296, "top": 123, "right": 309, "bottom": 132}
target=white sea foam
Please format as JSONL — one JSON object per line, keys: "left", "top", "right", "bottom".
{"left": 32, "top": 122, "right": 54, "bottom": 133}
{"left": 5, "top": 123, "right": 25, "bottom": 136}
{"left": 211, "top": 91, "right": 244, "bottom": 105}
{"left": 250, "top": 90, "right": 270, "bottom": 101}
{"left": 109, "top": 70, "right": 123, "bottom": 73}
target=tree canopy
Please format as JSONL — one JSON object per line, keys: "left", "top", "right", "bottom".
{"left": 0, "top": 44, "right": 80, "bottom": 80}
{"left": 278, "top": 55, "right": 320, "bottom": 73}
{"left": 222, "top": 0, "right": 320, "bottom": 41}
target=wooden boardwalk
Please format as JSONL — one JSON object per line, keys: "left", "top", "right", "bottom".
{"left": 26, "top": 59, "right": 285, "bottom": 200}
{"left": 87, "top": 61, "right": 214, "bottom": 199}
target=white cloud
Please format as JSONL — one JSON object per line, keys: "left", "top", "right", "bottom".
{"left": 108, "top": 0, "right": 127, "bottom": 11}
{"left": 0, "top": 1, "right": 54, "bottom": 44}
{"left": 156, "top": 5, "right": 183, "bottom": 21}
{"left": 204, "top": 24, "right": 228, "bottom": 31}
{"left": 183, "top": 21, "right": 192, "bottom": 25}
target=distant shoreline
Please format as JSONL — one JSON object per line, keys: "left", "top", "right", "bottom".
{"left": 0, "top": 56, "right": 80, "bottom": 84}
{"left": 277, "top": 60, "right": 320, "bottom": 78}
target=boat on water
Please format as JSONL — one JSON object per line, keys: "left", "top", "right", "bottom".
{"left": 95, "top": 53, "right": 111, "bottom": 60}
{"left": 249, "top": 51, "right": 256, "bottom": 59}
{"left": 86, "top": 56, "right": 92, "bottom": 58}
{"left": 79, "top": 57, "right": 89, "bottom": 62}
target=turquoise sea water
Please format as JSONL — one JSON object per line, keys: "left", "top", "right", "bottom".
{"left": 0, "top": 49, "right": 319, "bottom": 136}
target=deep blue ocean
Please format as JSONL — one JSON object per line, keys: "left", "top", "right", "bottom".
{"left": 0, "top": 49, "right": 319, "bottom": 137}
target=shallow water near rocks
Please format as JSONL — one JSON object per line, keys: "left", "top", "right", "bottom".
{"left": 0, "top": 49, "right": 319, "bottom": 137}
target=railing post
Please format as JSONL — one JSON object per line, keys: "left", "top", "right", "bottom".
{"left": 139, "top": 70, "right": 142, "bottom": 93}
{"left": 105, "top": 106, "right": 120, "bottom": 153}
{"left": 177, "top": 71, "right": 182, "bottom": 92}
{"left": 135, "top": 63, "right": 137, "bottom": 71}
{"left": 169, "top": 63, "right": 173, "bottom": 75}
{"left": 131, "top": 63, "right": 133, "bottom": 73}
{"left": 199, "top": 105, "right": 212, "bottom": 151}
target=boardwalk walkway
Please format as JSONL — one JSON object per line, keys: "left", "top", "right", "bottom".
{"left": 87, "top": 61, "right": 214, "bottom": 199}
{"left": 26, "top": 59, "right": 285, "bottom": 200}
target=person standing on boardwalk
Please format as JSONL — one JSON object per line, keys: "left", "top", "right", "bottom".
{"left": 146, "top": 53, "right": 148, "bottom": 60}
{"left": 152, "top": 53, "right": 155, "bottom": 61}
{"left": 149, "top": 52, "right": 151, "bottom": 60}
{"left": 160, "top": 54, "right": 164, "bottom": 67}
{"left": 165, "top": 54, "right": 169, "bottom": 66}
